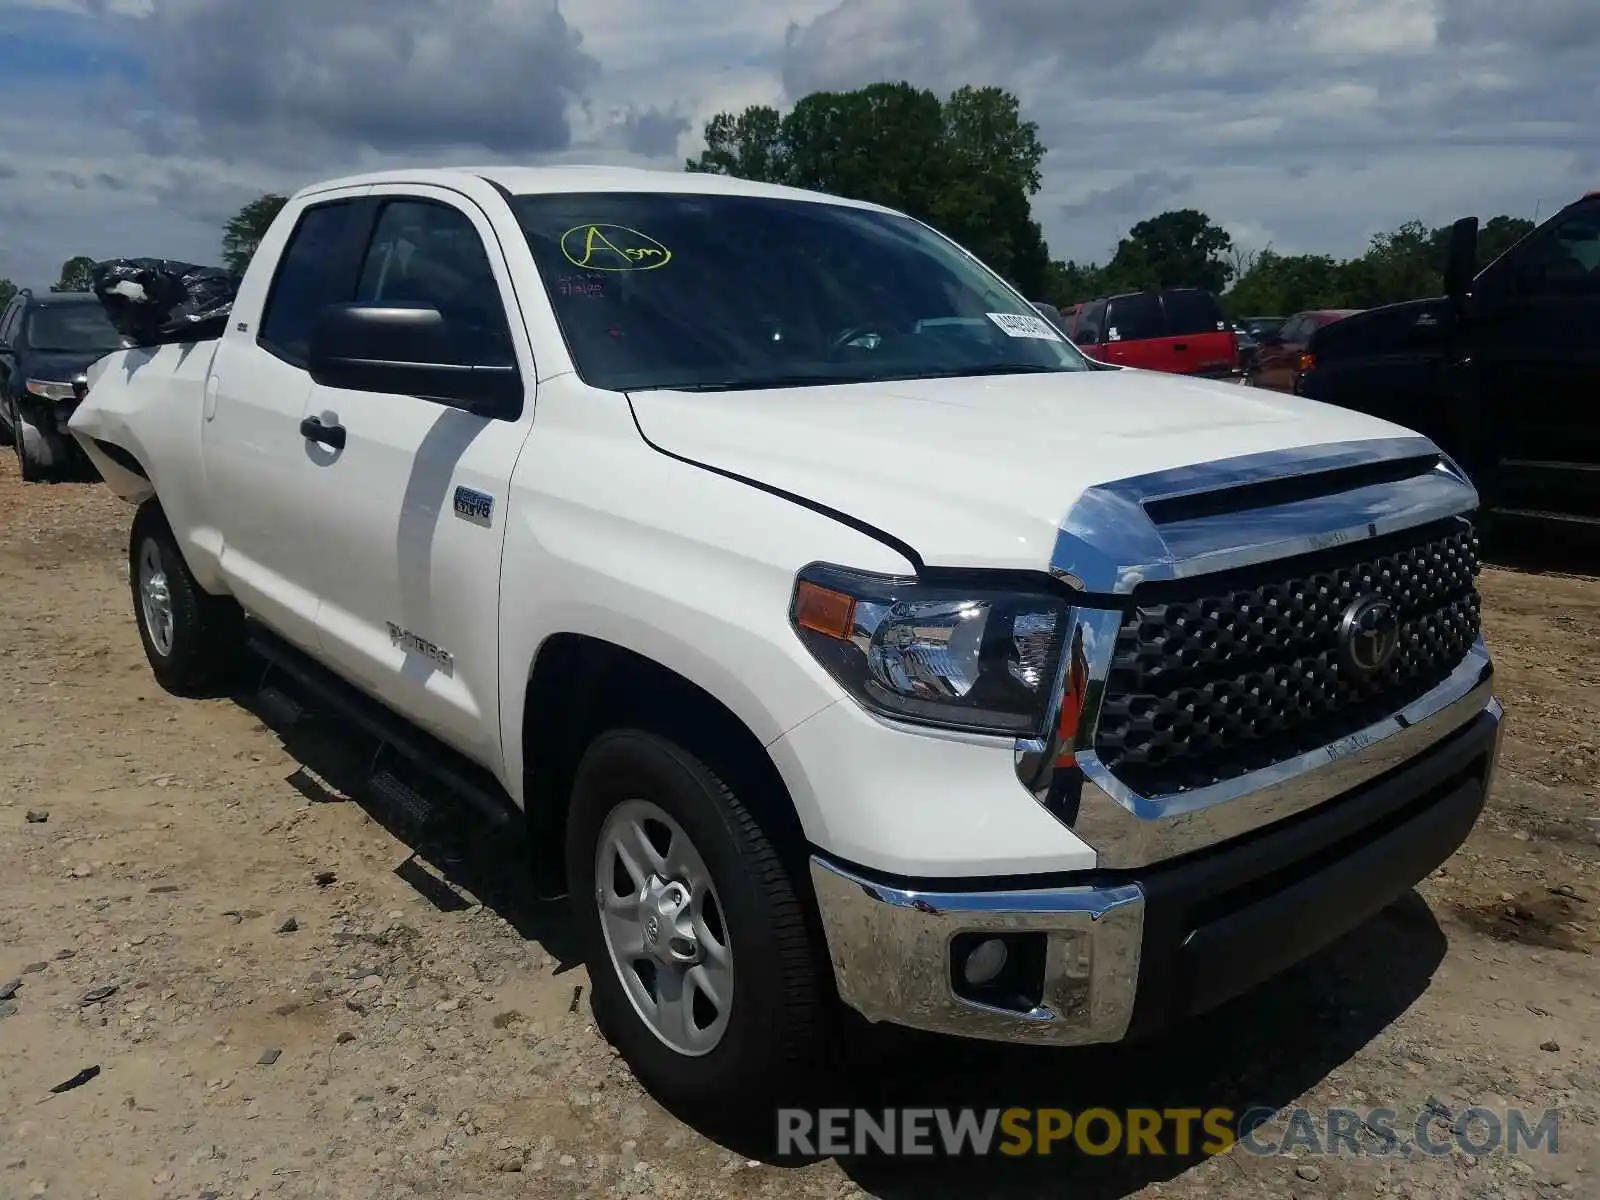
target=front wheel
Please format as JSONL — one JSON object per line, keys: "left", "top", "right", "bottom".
{"left": 567, "top": 730, "right": 828, "bottom": 1113}
{"left": 129, "top": 505, "right": 245, "bottom": 695}
{"left": 10, "top": 401, "right": 58, "bottom": 482}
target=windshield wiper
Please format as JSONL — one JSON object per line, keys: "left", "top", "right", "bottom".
{"left": 876, "top": 364, "right": 1069, "bottom": 382}
{"left": 627, "top": 374, "right": 864, "bottom": 393}
{"left": 626, "top": 364, "right": 1072, "bottom": 394}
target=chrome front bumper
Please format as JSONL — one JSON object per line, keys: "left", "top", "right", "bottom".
{"left": 810, "top": 858, "right": 1146, "bottom": 1045}
{"left": 812, "top": 691, "right": 1504, "bottom": 1046}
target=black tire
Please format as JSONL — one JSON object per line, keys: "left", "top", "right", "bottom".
{"left": 11, "top": 403, "right": 55, "bottom": 482}
{"left": 567, "top": 729, "right": 828, "bottom": 1114}
{"left": 0, "top": 394, "right": 14, "bottom": 448}
{"left": 129, "top": 504, "right": 244, "bottom": 696}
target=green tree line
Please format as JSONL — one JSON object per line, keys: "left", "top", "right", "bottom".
{"left": 689, "top": 81, "right": 1539, "bottom": 317}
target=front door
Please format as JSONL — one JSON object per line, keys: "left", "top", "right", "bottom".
{"left": 295, "top": 186, "right": 538, "bottom": 770}
{"left": 1098, "top": 293, "right": 1171, "bottom": 370}
{"left": 1474, "top": 203, "right": 1600, "bottom": 519}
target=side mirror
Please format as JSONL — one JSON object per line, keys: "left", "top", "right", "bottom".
{"left": 307, "top": 302, "right": 522, "bottom": 419}
{"left": 1443, "top": 216, "right": 1479, "bottom": 304}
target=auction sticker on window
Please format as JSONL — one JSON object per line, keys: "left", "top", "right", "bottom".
{"left": 986, "top": 312, "right": 1063, "bottom": 341}
{"left": 560, "top": 224, "right": 672, "bottom": 271}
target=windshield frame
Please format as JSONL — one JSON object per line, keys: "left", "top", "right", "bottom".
{"left": 23, "top": 302, "right": 124, "bottom": 356}
{"left": 510, "top": 190, "right": 1094, "bottom": 394}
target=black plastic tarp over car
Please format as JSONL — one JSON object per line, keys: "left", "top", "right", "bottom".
{"left": 91, "top": 258, "right": 238, "bottom": 346}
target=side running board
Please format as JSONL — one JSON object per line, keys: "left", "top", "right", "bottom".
{"left": 244, "top": 623, "right": 518, "bottom": 831}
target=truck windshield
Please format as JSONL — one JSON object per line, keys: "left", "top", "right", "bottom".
{"left": 511, "top": 192, "right": 1091, "bottom": 392}
{"left": 25, "top": 304, "right": 123, "bottom": 355}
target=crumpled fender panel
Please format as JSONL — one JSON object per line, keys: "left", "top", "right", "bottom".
{"left": 71, "top": 340, "right": 229, "bottom": 592}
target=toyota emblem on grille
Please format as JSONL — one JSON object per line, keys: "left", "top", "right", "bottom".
{"left": 1339, "top": 595, "right": 1400, "bottom": 675}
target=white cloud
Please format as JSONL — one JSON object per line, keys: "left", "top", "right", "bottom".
{"left": 1296, "top": 0, "right": 1439, "bottom": 56}
{"left": 0, "top": 0, "right": 1593, "bottom": 288}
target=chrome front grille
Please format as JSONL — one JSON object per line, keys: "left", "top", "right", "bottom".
{"left": 1093, "top": 518, "right": 1481, "bottom": 796}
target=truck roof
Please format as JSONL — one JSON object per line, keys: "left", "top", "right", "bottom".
{"left": 295, "top": 164, "right": 901, "bottom": 216}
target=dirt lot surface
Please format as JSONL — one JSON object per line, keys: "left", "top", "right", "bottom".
{"left": 2, "top": 457, "right": 1597, "bottom": 1200}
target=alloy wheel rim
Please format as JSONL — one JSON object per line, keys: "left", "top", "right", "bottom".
{"left": 594, "top": 797, "right": 733, "bottom": 1057}
{"left": 137, "top": 539, "right": 175, "bottom": 657}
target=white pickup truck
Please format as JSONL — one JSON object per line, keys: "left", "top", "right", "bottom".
{"left": 70, "top": 166, "right": 1502, "bottom": 1110}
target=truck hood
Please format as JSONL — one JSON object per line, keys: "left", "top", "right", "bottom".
{"left": 628, "top": 369, "right": 1424, "bottom": 573}
{"left": 18, "top": 349, "right": 108, "bottom": 383}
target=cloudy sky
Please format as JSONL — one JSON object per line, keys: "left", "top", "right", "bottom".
{"left": 0, "top": 0, "right": 1594, "bottom": 288}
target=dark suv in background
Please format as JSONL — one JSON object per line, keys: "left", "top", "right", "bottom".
{"left": 0, "top": 289, "right": 124, "bottom": 480}
{"left": 1300, "top": 191, "right": 1600, "bottom": 528}
{"left": 1068, "top": 287, "right": 1239, "bottom": 378}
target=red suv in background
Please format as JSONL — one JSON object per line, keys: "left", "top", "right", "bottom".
{"left": 1245, "top": 308, "right": 1361, "bottom": 392}
{"left": 1068, "top": 288, "right": 1238, "bottom": 378}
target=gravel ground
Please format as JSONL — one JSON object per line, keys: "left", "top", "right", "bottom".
{"left": 1, "top": 455, "right": 1597, "bottom": 1200}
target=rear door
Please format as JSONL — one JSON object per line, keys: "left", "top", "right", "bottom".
{"left": 1159, "top": 289, "right": 1237, "bottom": 378}
{"left": 1473, "top": 202, "right": 1600, "bottom": 520}
{"left": 1098, "top": 293, "right": 1170, "bottom": 369}
{"left": 295, "top": 185, "right": 538, "bottom": 768}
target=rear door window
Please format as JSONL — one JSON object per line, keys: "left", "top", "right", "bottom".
{"left": 1105, "top": 293, "right": 1164, "bottom": 342}
{"left": 1161, "top": 290, "right": 1226, "bottom": 335}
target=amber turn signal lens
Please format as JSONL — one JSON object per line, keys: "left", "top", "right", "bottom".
{"left": 793, "top": 580, "right": 856, "bottom": 640}
{"left": 1297, "top": 351, "right": 1316, "bottom": 372}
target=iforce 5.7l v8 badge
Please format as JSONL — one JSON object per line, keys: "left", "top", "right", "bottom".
{"left": 453, "top": 486, "right": 494, "bottom": 527}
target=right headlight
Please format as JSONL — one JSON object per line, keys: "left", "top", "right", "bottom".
{"left": 25, "top": 379, "right": 78, "bottom": 401}
{"left": 788, "top": 563, "right": 1073, "bottom": 737}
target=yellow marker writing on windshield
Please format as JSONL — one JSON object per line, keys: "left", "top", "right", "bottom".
{"left": 560, "top": 224, "right": 672, "bottom": 271}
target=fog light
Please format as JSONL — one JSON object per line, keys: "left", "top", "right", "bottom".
{"left": 962, "top": 937, "right": 1009, "bottom": 987}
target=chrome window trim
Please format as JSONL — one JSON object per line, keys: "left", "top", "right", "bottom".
{"left": 1015, "top": 435, "right": 1490, "bottom": 869}
{"left": 1049, "top": 435, "right": 1478, "bottom": 594}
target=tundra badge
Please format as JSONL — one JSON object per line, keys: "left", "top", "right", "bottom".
{"left": 453, "top": 486, "right": 494, "bottom": 527}
{"left": 386, "top": 622, "right": 454, "bottom": 675}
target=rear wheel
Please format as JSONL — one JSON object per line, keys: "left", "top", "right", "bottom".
{"left": 129, "top": 504, "right": 245, "bottom": 695}
{"left": 567, "top": 729, "right": 828, "bottom": 1113}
